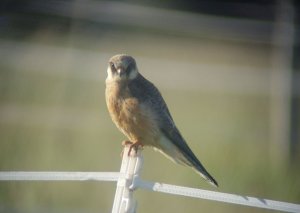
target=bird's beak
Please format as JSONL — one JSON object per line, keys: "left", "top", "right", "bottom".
{"left": 117, "top": 68, "right": 125, "bottom": 76}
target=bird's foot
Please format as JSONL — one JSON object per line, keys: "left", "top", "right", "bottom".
{"left": 121, "top": 140, "right": 143, "bottom": 156}
{"left": 122, "top": 140, "right": 133, "bottom": 146}
{"left": 120, "top": 140, "right": 131, "bottom": 157}
{"left": 128, "top": 141, "right": 144, "bottom": 156}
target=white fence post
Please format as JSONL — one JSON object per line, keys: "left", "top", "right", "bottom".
{"left": 112, "top": 145, "right": 143, "bottom": 213}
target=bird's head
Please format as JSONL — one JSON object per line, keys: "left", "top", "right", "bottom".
{"left": 106, "top": 54, "right": 139, "bottom": 82}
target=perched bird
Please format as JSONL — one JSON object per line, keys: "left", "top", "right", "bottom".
{"left": 105, "top": 54, "right": 218, "bottom": 187}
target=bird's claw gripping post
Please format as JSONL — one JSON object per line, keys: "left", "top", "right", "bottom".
{"left": 112, "top": 144, "right": 144, "bottom": 213}
{"left": 122, "top": 140, "right": 144, "bottom": 157}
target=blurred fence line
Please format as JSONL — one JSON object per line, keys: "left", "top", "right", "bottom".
{"left": 23, "top": 0, "right": 273, "bottom": 43}
{"left": 269, "top": 0, "right": 296, "bottom": 165}
{"left": 1, "top": 39, "right": 300, "bottom": 96}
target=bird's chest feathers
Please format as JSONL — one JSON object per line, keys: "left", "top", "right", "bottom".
{"left": 106, "top": 82, "right": 154, "bottom": 140}
{"left": 106, "top": 84, "right": 138, "bottom": 122}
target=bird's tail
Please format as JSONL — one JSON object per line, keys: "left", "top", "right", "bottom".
{"left": 179, "top": 153, "right": 218, "bottom": 187}
{"left": 155, "top": 138, "right": 218, "bottom": 187}
{"left": 191, "top": 163, "right": 218, "bottom": 187}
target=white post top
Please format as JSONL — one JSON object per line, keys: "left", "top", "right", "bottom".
{"left": 112, "top": 145, "right": 144, "bottom": 213}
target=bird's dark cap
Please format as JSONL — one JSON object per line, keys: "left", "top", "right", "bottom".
{"left": 109, "top": 54, "right": 136, "bottom": 68}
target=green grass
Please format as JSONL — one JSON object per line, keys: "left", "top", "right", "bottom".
{"left": 0, "top": 36, "right": 299, "bottom": 212}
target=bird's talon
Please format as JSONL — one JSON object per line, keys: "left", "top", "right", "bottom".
{"left": 120, "top": 140, "right": 132, "bottom": 157}
{"left": 122, "top": 140, "right": 133, "bottom": 146}
{"left": 127, "top": 141, "right": 143, "bottom": 156}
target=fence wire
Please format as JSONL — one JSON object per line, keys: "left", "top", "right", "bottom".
{"left": 0, "top": 171, "right": 299, "bottom": 213}
{"left": 0, "top": 171, "right": 121, "bottom": 181}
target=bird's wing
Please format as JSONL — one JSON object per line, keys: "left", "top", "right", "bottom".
{"left": 128, "top": 74, "right": 218, "bottom": 187}
{"left": 128, "top": 74, "right": 200, "bottom": 163}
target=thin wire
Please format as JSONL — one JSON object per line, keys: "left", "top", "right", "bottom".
{"left": 136, "top": 179, "right": 300, "bottom": 213}
{"left": 0, "top": 171, "right": 121, "bottom": 181}
{"left": 0, "top": 171, "right": 299, "bottom": 213}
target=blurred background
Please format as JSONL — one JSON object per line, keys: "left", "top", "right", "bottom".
{"left": 0, "top": 0, "right": 299, "bottom": 212}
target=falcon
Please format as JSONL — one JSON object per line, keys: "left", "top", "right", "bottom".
{"left": 105, "top": 54, "right": 218, "bottom": 187}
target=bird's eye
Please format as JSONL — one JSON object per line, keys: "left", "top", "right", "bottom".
{"left": 110, "top": 62, "right": 116, "bottom": 71}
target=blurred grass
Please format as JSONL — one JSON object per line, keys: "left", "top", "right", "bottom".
{"left": 0, "top": 30, "right": 299, "bottom": 213}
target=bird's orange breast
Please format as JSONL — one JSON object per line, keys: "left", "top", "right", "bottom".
{"left": 105, "top": 82, "right": 159, "bottom": 144}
